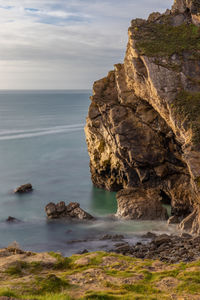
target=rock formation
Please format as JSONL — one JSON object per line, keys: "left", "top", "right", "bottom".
{"left": 45, "top": 201, "right": 94, "bottom": 220}
{"left": 6, "top": 216, "right": 21, "bottom": 223}
{"left": 14, "top": 183, "right": 33, "bottom": 194}
{"left": 85, "top": 0, "right": 200, "bottom": 233}
{"left": 116, "top": 188, "right": 168, "bottom": 220}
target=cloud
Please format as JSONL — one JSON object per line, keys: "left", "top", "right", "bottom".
{"left": 0, "top": 0, "right": 174, "bottom": 89}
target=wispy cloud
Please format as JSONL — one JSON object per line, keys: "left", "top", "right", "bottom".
{"left": 0, "top": 0, "right": 173, "bottom": 89}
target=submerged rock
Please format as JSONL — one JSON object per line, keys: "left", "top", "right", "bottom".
{"left": 85, "top": 0, "right": 200, "bottom": 233}
{"left": 76, "top": 249, "right": 89, "bottom": 255}
{"left": 6, "top": 216, "right": 21, "bottom": 223}
{"left": 100, "top": 234, "right": 124, "bottom": 241}
{"left": 45, "top": 201, "right": 94, "bottom": 220}
{"left": 141, "top": 232, "right": 157, "bottom": 239}
{"left": 14, "top": 183, "right": 33, "bottom": 194}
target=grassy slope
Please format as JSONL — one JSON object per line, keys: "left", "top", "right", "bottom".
{"left": 0, "top": 251, "right": 200, "bottom": 300}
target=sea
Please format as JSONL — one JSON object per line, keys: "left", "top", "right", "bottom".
{"left": 0, "top": 90, "right": 176, "bottom": 256}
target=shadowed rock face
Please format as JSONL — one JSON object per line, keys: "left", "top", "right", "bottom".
{"left": 85, "top": 0, "right": 200, "bottom": 233}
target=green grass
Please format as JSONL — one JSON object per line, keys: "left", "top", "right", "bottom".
{"left": 49, "top": 252, "right": 71, "bottom": 270}
{"left": 177, "top": 271, "right": 200, "bottom": 294}
{"left": 23, "top": 274, "right": 70, "bottom": 295}
{"left": 2, "top": 252, "right": 200, "bottom": 299}
{"left": 38, "top": 274, "right": 70, "bottom": 293}
{"left": 22, "top": 293, "right": 72, "bottom": 300}
{"left": 5, "top": 261, "right": 29, "bottom": 276}
{"left": 133, "top": 23, "right": 200, "bottom": 57}
{"left": 83, "top": 291, "right": 122, "bottom": 299}
{"left": 105, "top": 269, "right": 136, "bottom": 278}
{"left": 171, "top": 90, "right": 200, "bottom": 144}
{"left": 122, "top": 283, "right": 160, "bottom": 295}
{"left": 0, "top": 289, "right": 18, "bottom": 297}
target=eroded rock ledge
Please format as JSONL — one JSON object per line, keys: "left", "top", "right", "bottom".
{"left": 85, "top": 0, "right": 200, "bottom": 234}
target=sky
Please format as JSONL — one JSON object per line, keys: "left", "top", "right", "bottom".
{"left": 0, "top": 0, "right": 173, "bottom": 90}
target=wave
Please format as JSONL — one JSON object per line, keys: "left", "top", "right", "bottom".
{"left": 0, "top": 124, "right": 84, "bottom": 141}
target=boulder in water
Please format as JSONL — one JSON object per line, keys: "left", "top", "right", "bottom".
{"left": 14, "top": 183, "right": 33, "bottom": 194}
{"left": 45, "top": 201, "right": 95, "bottom": 220}
{"left": 6, "top": 216, "right": 21, "bottom": 223}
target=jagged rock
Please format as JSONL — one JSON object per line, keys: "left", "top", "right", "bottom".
{"left": 85, "top": 0, "right": 200, "bottom": 233}
{"left": 167, "top": 215, "right": 184, "bottom": 225}
{"left": 45, "top": 201, "right": 94, "bottom": 220}
{"left": 142, "top": 232, "right": 157, "bottom": 239}
{"left": 14, "top": 183, "right": 33, "bottom": 194}
{"left": 116, "top": 188, "right": 168, "bottom": 220}
{"left": 6, "top": 216, "right": 21, "bottom": 223}
{"left": 153, "top": 234, "right": 172, "bottom": 247}
{"left": 172, "top": 0, "right": 200, "bottom": 25}
{"left": 179, "top": 208, "right": 200, "bottom": 234}
{"left": 180, "top": 232, "right": 193, "bottom": 238}
{"left": 76, "top": 249, "right": 89, "bottom": 255}
{"left": 100, "top": 234, "right": 124, "bottom": 241}
{"left": 148, "top": 12, "right": 161, "bottom": 22}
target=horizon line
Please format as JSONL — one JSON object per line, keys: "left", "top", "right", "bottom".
{"left": 0, "top": 88, "right": 91, "bottom": 91}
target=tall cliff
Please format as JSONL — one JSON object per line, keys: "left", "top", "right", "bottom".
{"left": 85, "top": 0, "right": 200, "bottom": 233}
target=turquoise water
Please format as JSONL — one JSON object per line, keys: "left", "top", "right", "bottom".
{"left": 0, "top": 91, "right": 175, "bottom": 255}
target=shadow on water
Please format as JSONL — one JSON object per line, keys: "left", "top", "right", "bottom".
{"left": 90, "top": 186, "right": 117, "bottom": 216}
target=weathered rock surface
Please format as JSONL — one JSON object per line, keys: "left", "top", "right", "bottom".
{"left": 14, "top": 183, "right": 33, "bottom": 194}
{"left": 116, "top": 188, "right": 168, "bottom": 220}
{"left": 85, "top": 0, "right": 200, "bottom": 232}
{"left": 45, "top": 201, "right": 94, "bottom": 220}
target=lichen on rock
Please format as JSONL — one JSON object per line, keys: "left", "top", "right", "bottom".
{"left": 85, "top": 0, "right": 200, "bottom": 233}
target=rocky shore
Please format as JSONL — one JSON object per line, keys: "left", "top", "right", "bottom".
{"left": 112, "top": 232, "right": 200, "bottom": 263}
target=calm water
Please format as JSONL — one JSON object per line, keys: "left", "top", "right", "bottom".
{"left": 0, "top": 91, "right": 175, "bottom": 255}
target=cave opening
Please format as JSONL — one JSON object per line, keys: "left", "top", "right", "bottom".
{"left": 160, "top": 190, "right": 172, "bottom": 216}
{"left": 160, "top": 190, "right": 171, "bottom": 205}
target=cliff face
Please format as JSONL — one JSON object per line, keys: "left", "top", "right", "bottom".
{"left": 85, "top": 0, "right": 200, "bottom": 233}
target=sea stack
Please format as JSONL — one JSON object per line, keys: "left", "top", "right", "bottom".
{"left": 85, "top": 0, "right": 200, "bottom": 233}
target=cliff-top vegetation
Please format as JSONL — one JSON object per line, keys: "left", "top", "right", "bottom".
{"left": 133, "top": 23, "right": 200, "bottom": 57}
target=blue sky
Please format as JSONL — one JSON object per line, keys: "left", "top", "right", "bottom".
{"left": 0, "top": 0, "right": 173, "bottom": 89}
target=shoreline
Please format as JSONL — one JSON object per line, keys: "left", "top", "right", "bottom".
{"left": 0, "top": 234, "right": 200, "bottom": 300}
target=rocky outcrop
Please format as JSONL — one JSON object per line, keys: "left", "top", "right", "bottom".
{"left": 14, "top": 183, "right": 33, "bottom": 194}
{"left": 45, "top": 201, "right": 94, "bottom": 220}
{"left": 116, "top": 188, "right": 168, "bottom": 220}
{"left": 85, "top": 0, "right": 200, "bottom": 232}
